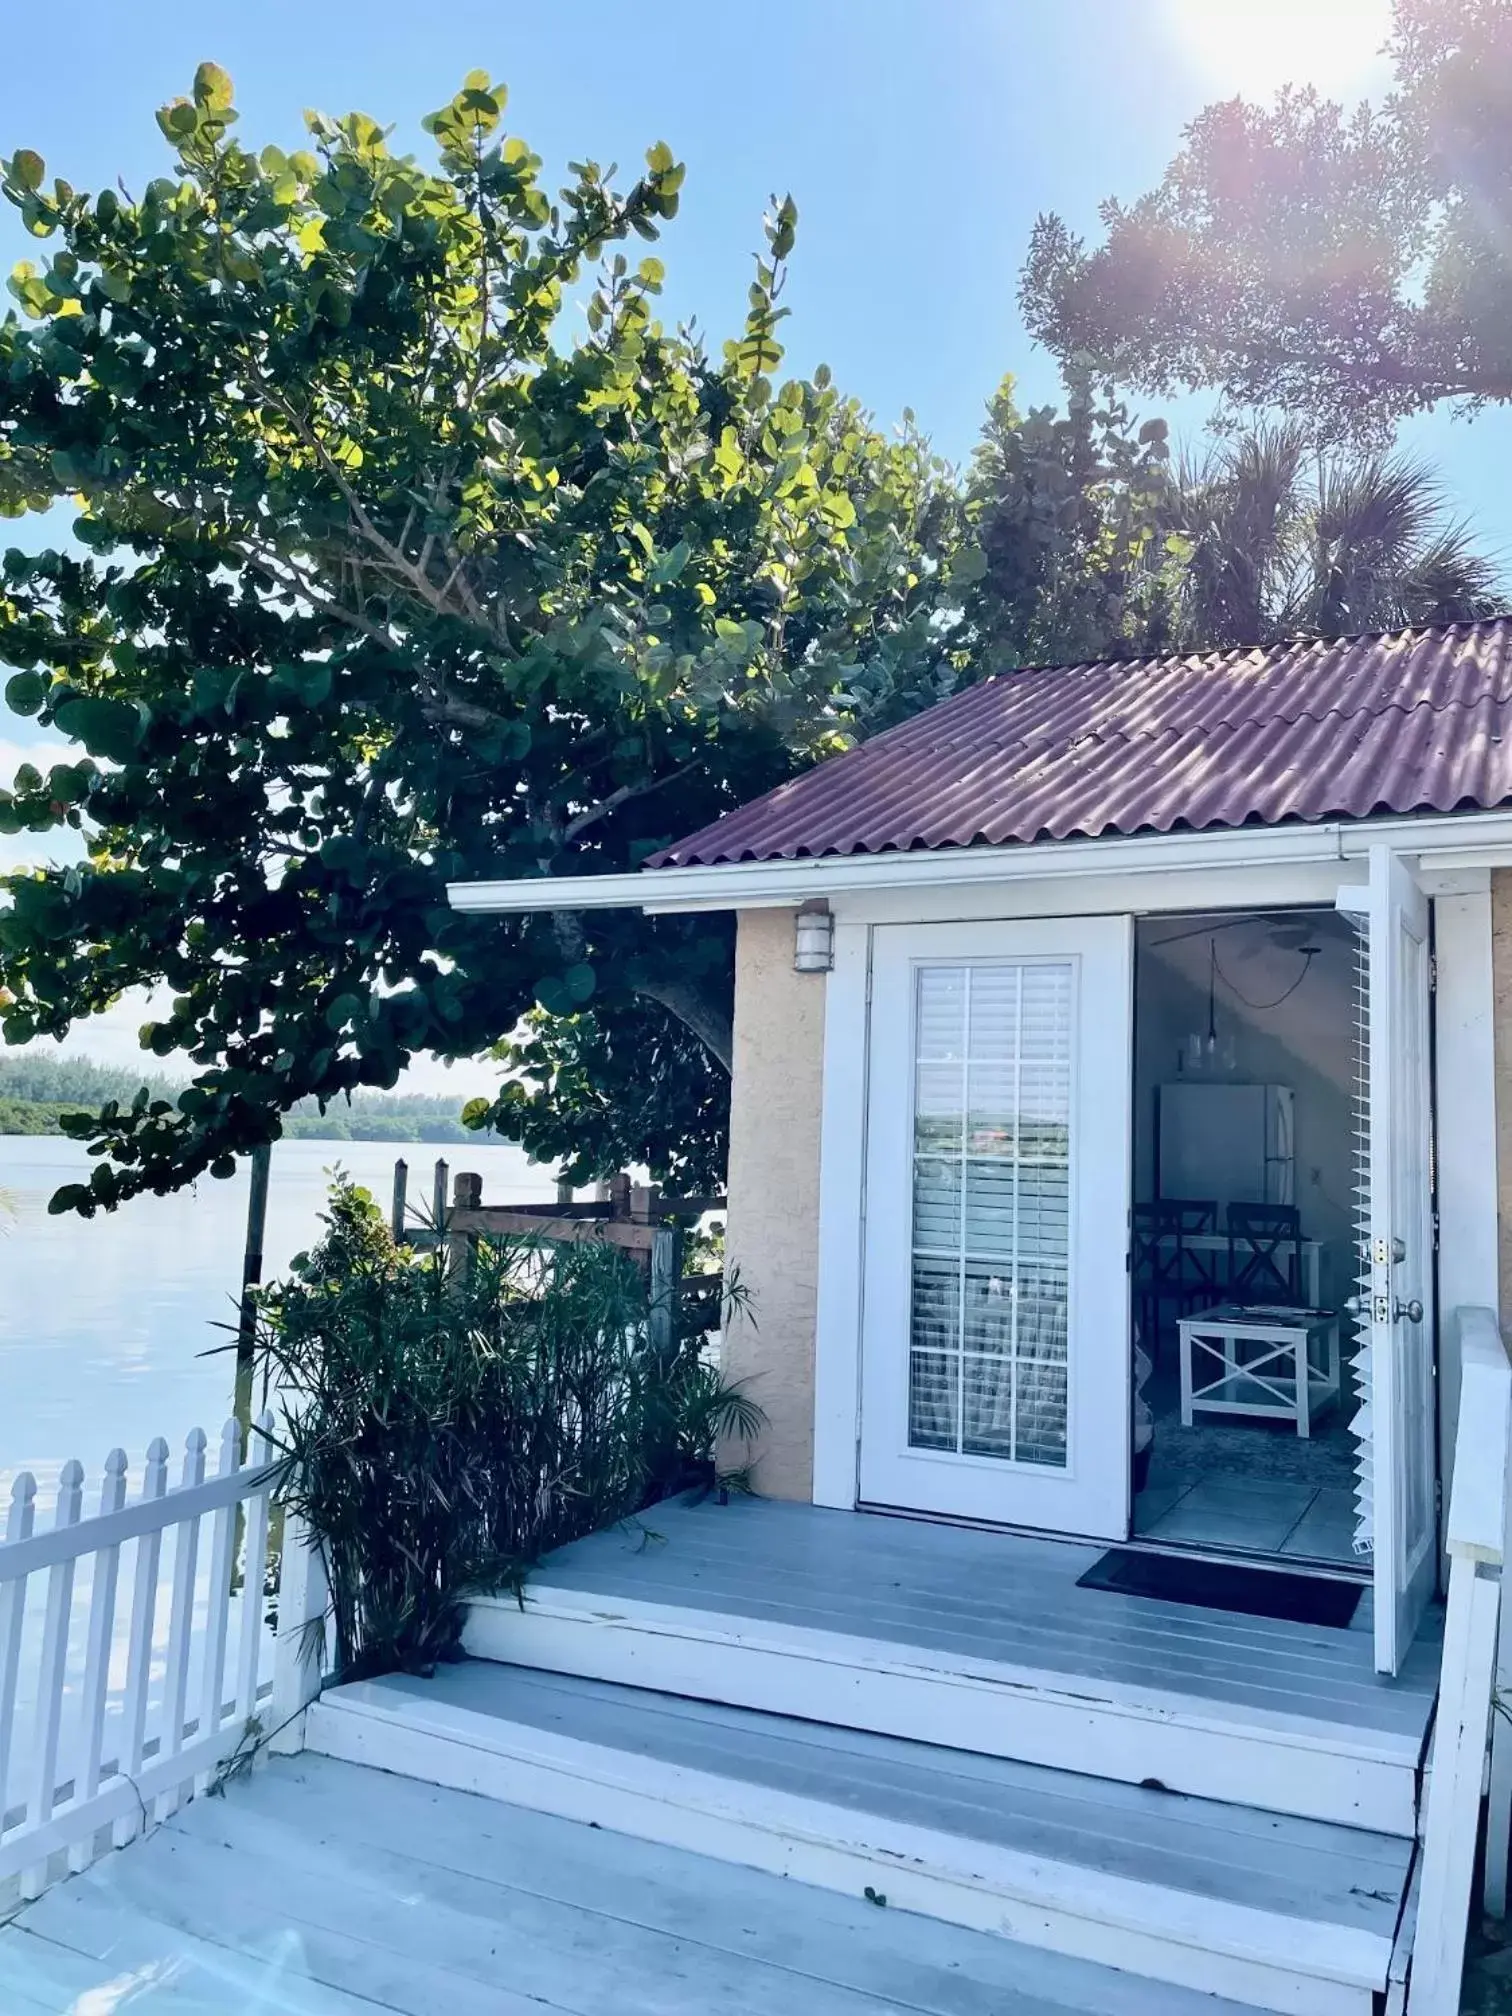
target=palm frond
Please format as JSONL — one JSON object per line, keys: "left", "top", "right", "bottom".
{"left": 1169, "top": 423, "right": 1310, "bottom": 647}
{"left": 1168, "top": 427, "right": 1506, "bottom": 648}
{"left": 1393, "top": 524, "right": 1506, "bottom": 628}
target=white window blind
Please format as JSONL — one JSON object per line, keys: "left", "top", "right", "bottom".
{"left": 909, "top": 961, "right": 1073, "bottom": 1467}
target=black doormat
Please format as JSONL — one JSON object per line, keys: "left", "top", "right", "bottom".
{"left": 1077, "top": 1548, "right": 1364, "bottom": 1628}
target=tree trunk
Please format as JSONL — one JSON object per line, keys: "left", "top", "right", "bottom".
{"left": 634, "top": 974, "right": 734, "bottom": 1074}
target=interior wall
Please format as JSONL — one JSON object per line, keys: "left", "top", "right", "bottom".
{"left": 1133, "top": 910, "right": 1358, "bottom": 1269}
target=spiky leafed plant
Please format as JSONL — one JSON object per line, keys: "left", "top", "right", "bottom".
{"left": 1165, "top": 424, "right": 1505, "bottom": 651}
{"left": 247, "top": 1178, "right": 760, "bottom": 1679}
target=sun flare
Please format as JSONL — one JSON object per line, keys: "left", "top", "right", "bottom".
{"left": 1162, "top": 0, "right": 1392, "bottom": 99}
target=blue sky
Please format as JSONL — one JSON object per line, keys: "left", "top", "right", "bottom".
{"left": 0, "top": 0, "right": 1503, "bottom": 1081}
{"left": 0, "top": 1, "right": 1499, "bottom": 518}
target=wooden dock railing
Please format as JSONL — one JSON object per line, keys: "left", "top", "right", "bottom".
{"left": 0, "top": 1414, "right": 324, "bottom": 1906}
{"left": 1406, "top": 1306, "right": 1512, "bottom": 2013}
{"left": 411, "top": 1166, "right": 725, "bottom": 1360}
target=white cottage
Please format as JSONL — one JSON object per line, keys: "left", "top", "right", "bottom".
{"left": 438, "top": 619, "right": 1512, "bottom": 2014}
{"left": 15, "top": 627, "right": 1512, "bottom": 2013}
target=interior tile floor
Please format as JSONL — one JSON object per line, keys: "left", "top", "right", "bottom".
{"left": 1134, "top": 1476, "right": 1361, "bottom": 1568}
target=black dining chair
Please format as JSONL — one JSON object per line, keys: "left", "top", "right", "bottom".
{"left": 1131, "top": 1199, "right": 1218, "bottom": 1361}
{"left": 1227, "top": 1202, "right": 1303, "bottom": 1304}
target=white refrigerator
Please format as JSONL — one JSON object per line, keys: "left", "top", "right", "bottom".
{"left": 1156, "top": 1082, "right": 1295, "bottom": 1213}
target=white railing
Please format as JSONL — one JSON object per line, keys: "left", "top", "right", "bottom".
{"left": 0, "top": 1414, "right": 329, "bottom": 1907}
{"left": 1406, "top": 1307, "right": 1512, "bottom": 2015}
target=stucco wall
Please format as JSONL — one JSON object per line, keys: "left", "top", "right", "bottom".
{"left": 720, "top": 907, "right": 826, "bottom": 1500}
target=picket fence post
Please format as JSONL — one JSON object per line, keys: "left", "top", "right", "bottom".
{"left": 0, "top": 1471, "right": 37, "bottom": 1835}
{"left": 113, "top": 1436, "right": 169, "bottom": 1849}
{"left": 235, "top": 1413, "right": 276, "bottom": 1734}
{"left": 154, "top": 1428, "right": 207, "bottom": 1825}
{"left": 193, "top": 1419, "right": 242, "bottom": 1795}
{"left": 20, "top": 1459, "right": 84, "bottom": 1899}
{"left": 269, "top": 1508, "right": 330, "bottom": 1755}
{"left": 68, "top": 1447, "right": 128, "bottom": 1874}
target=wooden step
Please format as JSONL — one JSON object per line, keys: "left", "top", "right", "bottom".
{"left": 308, "top": 1662, "right": 1416, "bottom": 2016}
{"left": 4, "top": 1749, "right": 1276, "bottom": 2016}
{"left": 461, "top": 1534, "right": 1428, "bottom": 1835}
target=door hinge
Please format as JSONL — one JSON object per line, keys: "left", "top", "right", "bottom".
{"left": 1429, "top": 953, "right": 1438, "bottom": 994}
{"left": 1432, "top": 1209, "right": 1441, "bottom": 1254}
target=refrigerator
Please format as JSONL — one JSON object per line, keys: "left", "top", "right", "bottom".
{"left": 1156, "top": 1082, "right": 1295, "bottom": 1212}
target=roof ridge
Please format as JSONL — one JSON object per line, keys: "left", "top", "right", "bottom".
{"left": 978, "top": 614, "right": 1512, "bottom": 690}
{"left": 920, "top": 688, "right": 1511, "bottom": 755}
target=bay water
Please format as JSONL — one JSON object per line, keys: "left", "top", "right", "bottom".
{"left": 0, "top": 1133, "right": 553, "bottom": 1783}
{"left": 0, "top": 1133, "right": 552, "bottom": 1490}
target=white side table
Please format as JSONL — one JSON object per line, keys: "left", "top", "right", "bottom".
{"left": 1178, "top": 1303, "right": 1341, "bottom": 1439}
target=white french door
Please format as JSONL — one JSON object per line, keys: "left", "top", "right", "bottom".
{"left": 859, "top": 918, "right": 1132, "bottom": 1538}
{"left": 1342, "top": 847, "right": 1437, "bottom": 1676}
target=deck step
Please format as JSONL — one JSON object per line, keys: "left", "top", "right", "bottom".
{"left": 462, "top": 1563, "right": 1426, "bottom": 1836}
{"left": 308, "top": 1663, "right": 1414, "bottom": 2016}
{"left": 2, "top": 1751, "right": 1277, "bottom": 2016}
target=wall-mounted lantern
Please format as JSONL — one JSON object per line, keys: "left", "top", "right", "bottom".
{"left": 793, "top": 899, "right": 835, "bottom": 973}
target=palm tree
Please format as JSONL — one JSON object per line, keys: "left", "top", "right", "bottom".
{"left": 1162, "top": 424, "right": 1506, "bottom": 651}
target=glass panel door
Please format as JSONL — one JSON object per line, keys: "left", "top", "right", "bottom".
{"left": 860, "top": 918, "right": 1132, "bottom": 1537}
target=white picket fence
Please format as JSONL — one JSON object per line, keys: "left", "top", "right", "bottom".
{"left": 0, "top": 1414, "right": 329, "bottom": 1907}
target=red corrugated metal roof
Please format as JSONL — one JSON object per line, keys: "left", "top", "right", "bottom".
{"left": 651, "top": 620, "right": 1512, "bottom": 866}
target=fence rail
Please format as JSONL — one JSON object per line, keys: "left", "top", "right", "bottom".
{"left": 0, "top": 1413, "right": 325, "bottom": 1907}
{"left": 1405, "top": 1306, "right": 1512, "bottom": 2014}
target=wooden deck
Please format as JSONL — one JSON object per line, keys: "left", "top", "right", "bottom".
{"left": 505, "top": 1495, "right": 1438, "bottom": 1732}
{"left": 0, "top": 1751, "right": 1264, "bottom": 2015}
{"left": 464, "top": 1494, "right": 1441, "bottom": 1833}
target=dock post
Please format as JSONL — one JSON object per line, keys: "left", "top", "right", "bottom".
{"left": 390, "top": 1157, "right": 408, "bottom": 1243}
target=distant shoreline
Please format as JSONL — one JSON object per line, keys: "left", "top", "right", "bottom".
{"left": 0, "top": 1099, "right": 473, "bottom": 1144}
{"left": 0, "top": 1059, "right": 479, "bottom": 1145}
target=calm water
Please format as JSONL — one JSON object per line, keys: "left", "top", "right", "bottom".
{"left": 0, "top": 1133, "right": 552, "bottom": 1490}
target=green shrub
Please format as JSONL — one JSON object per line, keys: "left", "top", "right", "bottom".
{"left": 250, "top": 1178, "right": 759, "bottom": 1680}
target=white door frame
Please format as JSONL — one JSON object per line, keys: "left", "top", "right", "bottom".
{"left": 810, "top": 864, "right": 1499, "bottom": 1541}
{"left": 851, "top": 917, "right": 1131, "bottom": 1537}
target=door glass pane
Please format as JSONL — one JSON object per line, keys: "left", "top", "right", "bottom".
{"left": 908, "top": 961, "right": 1073, "bottom": 1466}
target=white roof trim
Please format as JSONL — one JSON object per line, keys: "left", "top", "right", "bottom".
{"left": 446, "top": 808, "right": 1512, "bottom": 917}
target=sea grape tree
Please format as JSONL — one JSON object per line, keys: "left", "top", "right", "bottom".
{"left": 0, "top": 66, "right": 958, "bottom": 1209}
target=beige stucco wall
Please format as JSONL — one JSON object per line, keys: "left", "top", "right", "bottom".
{"left": 720, "top": 908, "right": 826, "bottom": 1500}
{"left": 1493, "top": 872, "right": 1512, "bottom": 1328}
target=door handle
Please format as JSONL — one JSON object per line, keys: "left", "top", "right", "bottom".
{"left": 1394, "top": 1297, "right": 1424, "bottom": 1324}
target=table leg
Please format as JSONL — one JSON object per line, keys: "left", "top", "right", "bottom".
{"left": 1179, "top": 1325, "right": 1194, "bottom": 1427}
{"left": 1295, "top": 1331, "right": 1311, "bottom": 1438}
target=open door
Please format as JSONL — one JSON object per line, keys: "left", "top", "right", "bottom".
{"left": 858, "top": 917, "right": 1133, "bottom": 1539}
{"left": 1343, "top": 846, "right": 1437, "bottom": 1675}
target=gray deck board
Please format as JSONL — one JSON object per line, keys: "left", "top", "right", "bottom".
{"left": 0, "top": 1753, "right": 1267, "bottom": 2015}
{"left": 368, "top": 1661, "right": 1412, "bottom": 1933}
{"left": 529, "top": 1496, "right": 1440, "bottom": 1743}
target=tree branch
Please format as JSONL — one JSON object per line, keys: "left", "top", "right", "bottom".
{"left": 560, "top": 760, "right": 701, "bottom": 843}
{"left": 633, "top": 972, "right": 733, "bottom": 1074}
